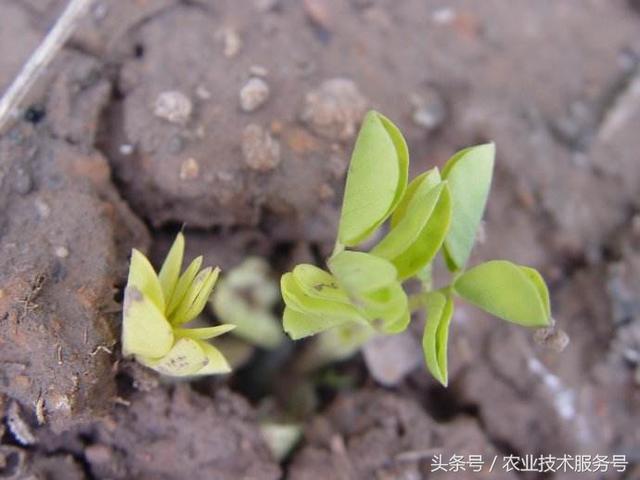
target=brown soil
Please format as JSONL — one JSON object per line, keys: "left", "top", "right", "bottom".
{"left": 1, "top": 0, "right": 640, "bottom": 479}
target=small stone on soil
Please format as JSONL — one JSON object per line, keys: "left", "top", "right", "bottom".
{"left": 242, "top": 124, "right": 281, "bottom": 171}
{"left": 410, "top": 89, "right": 447, "bottom": 131}
{"left": 179, "top": 158, "right": 200, "bottom": 180}
{"left": 119, "top": 144, "right": 134, "bottom": 155}
{"left": 153, "top": 91, "right": 192, "bottom": 125}
{"left": 250, "top": 65, "right": 269, "bottom": 77}
{"left": 54, "top": 246, "right": 69, "bottom": 258}
{"left": 300, "top": 78, "right": 368, "bottom": 140}
{"left": 218, "top": 27, "right": 242, "bottom": 58}
{"left": 240, "top": 78, "right": 271, "bottom": 112}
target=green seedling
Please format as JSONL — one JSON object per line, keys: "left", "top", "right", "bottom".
{"left": 122, "top": 233, "right": 234, "bottom": 377}
{"left": 281, "top": 110, "right": 553, "bottom": 386}
{"left": 211, "top": 257, "right": 285, "bottom": 349}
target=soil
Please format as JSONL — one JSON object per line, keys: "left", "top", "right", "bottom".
{"left": 1, "top": 0, "right": 640, "bottom": 479}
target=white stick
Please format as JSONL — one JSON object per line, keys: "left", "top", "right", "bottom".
{"left": 0, "top": 0, "right": 92, "bottom": 134}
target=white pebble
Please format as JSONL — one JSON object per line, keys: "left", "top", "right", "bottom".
{"left": 240, "top": 78, "right": 270, "bottom": 112}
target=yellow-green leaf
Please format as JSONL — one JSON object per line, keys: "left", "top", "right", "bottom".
{"left": 127, "top": 249, "right": 165, "bottom": 312}
{"left": 453, "top": 260, "right": 551, "bottom": 327}
{"left": 337, "top": 111, "right": 408, "bottom": 246}
{"left": 158, "top": 233, "right": 184, "bottom": 303}
{"left": 182, "top": 267, "right": 220, "bottom": 325}
{"left": 140, "top": 337, "right": 208, "bottom": 376}
{"left": 174, "top": 324, "right": 236, "bottom": 340}
{"left": 442, "top": 143, "right": 495, "bottom": 271}
{"left": 166, "top": 256, "right": 203, "bottom": 316}
{"left": 171, "top": 267, "right": 219, "bottom": 326}
{"left": 360, "top": 283, "right": 409, "bottom": 333}
{"left": 194, "top": 341, "right": 232, "bottom": 375}
{"left": 122, "top": 286, "right": 173, "bottom": 358}
{"left": 281, "top": 273, "right": 366, "bottom": 326}
{"left": 292, "top": 264, "right": 350, "bottom": 304}
{"left": 283, "top": 306, "right": 355, "bottom": 340}
{"left": 422, "top": 291, "right": 453, "bottom": 386}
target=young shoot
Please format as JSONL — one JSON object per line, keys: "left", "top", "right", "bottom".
{"left": 280, "top": 110, "right": 553, "bottom": 386}
{"left": 210, "top": 257, "right": 285, "bottom": 350}
{"left": 122, "top": 233, "right": 234, "bottom": 377}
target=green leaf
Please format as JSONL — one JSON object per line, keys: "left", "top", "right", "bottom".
{"left": 127, "top": 249, "right": 165, "bottom": 312}
{"left": 122, "top": 286, "right": 173, "bottom": 358}
{"left": 158, "top": 233, "right": 184, "bottom": 304}
{"left": 283, "top": 307, "right": 353, "bottom": 340}
{"left": 292, "top": 264, "right": 350, "bottom": 304}
{"left": 281, "top": 273, "right": 367, "bottom": 339}
{"left": 391, "top": 185, "right": 451, "bottom": 279}
{"left": 442, "top": 143, "right": 495, "bottom": 271}
{"left": 360, "top": 283, "right": 409, "bottom": 333}
{"left": 337, "top": 111, "right": 408, "bottom": 246}
{"left": 166, "top": 256, "right": 203, "bottom": 317}
{"left": 390, "top": 168, "right": 442, "bottom": 227}
{"left": 213, "top": 287, "right": 285, "bottom": 349}
{"left": 518, "top": 266, "right": 551, "bottom": 319}
{"left": 372, "top": 179, "right": 452, "bottom": 279}
{"left": 422, "top": 291, "right": 454, "bottom": 386}
{"left": 373, "top": 180, "right": 444, "bottom": 260}
{"left": 453, "top": 260, "right": 551, "bottom": 327}
{"left": 328, "top": 251, "right": 397, "bottom": 296}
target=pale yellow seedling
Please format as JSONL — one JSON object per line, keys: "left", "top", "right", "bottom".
{"left": 122, "top": 233, "right": 234, "bottom": 376}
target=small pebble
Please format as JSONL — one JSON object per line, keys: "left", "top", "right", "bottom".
{"left": 534, "top": 325, "right": 570, "bottom": 353}
{"left": 432, "top": 7, "right": 456, "bottom": 25}
{"left": 250, "top": 65, "right": 269, "bottom": 77}
{"left": 240, "top": 77, "right": 270, "bottom": 112}
{"left": 119, "top": 144, "right": 134, "bottom": 155}
{"left": 14, "top": 168, "right": 32, "bottom": 195}
{"left": 300, "top": 78, "right": 368, "bottom": 140}
{"left": 196, "top": 85, "right": 212, "bottom": 100}
{"left": 34, "top": 198, "right": 50, "bottom": 218}
{"left": 218, "top": 27, "right": 242, "bottom": 58}
{"left": 153, "top": 91, "right": 192, "bottom": 125}
{"left": 304, "top": 0, "right": 332, "bottom": 31}
{"left": 410, "top": 89, "right": 447, "bottom": 131}
{"left": 242, "top": 124, "right": 281, "bottom": 172}
{"left": 179, "top": 158, "right": 200, "bottom": 180}
{"left": 54, "top": 246, "right": 69, "bottom": 258}
{"left": 318, "top": 183, "right": 335, "bottom": 200}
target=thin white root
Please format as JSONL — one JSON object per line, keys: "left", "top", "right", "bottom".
{"left": 0, "top": 0, "right": 92, "bottom": 133}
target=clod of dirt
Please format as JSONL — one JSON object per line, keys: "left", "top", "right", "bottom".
{"left": 85, "top": 386, "right": 281, "bottom": 480}
{"left": 300, "top": 78, "right": 368, "bottom": 140}
{"left": 242, "top": 123, "right": 281, "bottom": 171}
{"left": 239, "top": 77, "right": 270, "bottom": 112}
{"left": 410, "top": 87, "right": 447, "bottom": 132}
{"left": 153, "top": 91, "right": 193, "bottom": 125}
{"left": 288, "top": 390, "right": 515, "bottom": 479}
{"left": 0, "top": 127, "right": 149, "bottom": 432}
